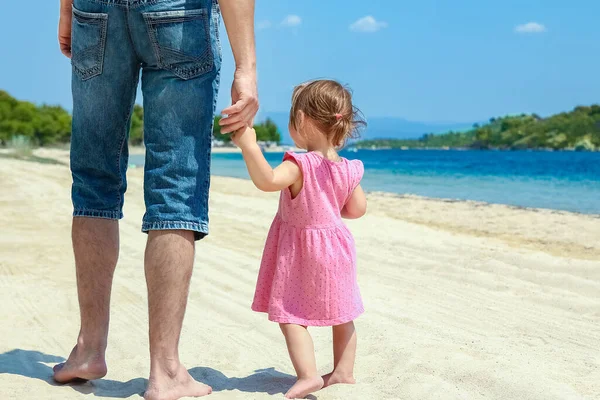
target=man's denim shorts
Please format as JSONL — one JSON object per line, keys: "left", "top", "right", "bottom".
{"left": 70, "top": 0, "right": 221, "bottom": 240}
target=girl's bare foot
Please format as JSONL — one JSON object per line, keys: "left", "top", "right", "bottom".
{"left": 322, "top": 371, "right": 355, "bottom": 388}
{"left": 285, "top": 375, "right": 324, "bottom": 399}
{"left": 144, "top": 363, "right": 212, "bottom": 400}
{"left": 53, "top": 345, "right": 107, "bottom": 383}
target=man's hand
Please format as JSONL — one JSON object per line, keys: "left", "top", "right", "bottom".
{"left": 59, "top": 0, "right": 73, "bottom": 58}
{"left": 220, "top": 69, "right": 258, "bottom": 134}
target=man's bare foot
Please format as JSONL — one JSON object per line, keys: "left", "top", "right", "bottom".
{"left": 144, "top": 363, "right": 212, "bottom": 400}
{"left": 322, "top": 371, "right": 355, "bottom": 388}
{"left": 285, "top": 375, "right": 324, "bottom": 399}
{"left": 53, "top": 345, "right": 107, "bottom": 383}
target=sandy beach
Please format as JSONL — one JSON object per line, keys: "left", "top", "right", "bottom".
{"left": 0, "top": 149, "right": 599, "bottom": 400}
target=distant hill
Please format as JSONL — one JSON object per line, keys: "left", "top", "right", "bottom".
{"left": 258, "top": 111, "right": 474, "bottom": 144}
{"left": 356, "top": 105, "right": 600, "bottom": 151}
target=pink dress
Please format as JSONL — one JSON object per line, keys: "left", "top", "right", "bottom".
{"left": 251, "top": 151, "right": 365, "bottom": 326}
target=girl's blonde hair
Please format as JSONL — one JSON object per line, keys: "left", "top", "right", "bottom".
{"left": 289, "top": 80, "right": 366, "bottom": 148}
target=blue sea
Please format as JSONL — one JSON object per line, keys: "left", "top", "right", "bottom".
{"left": 131, "top": 150, "right": 600, "bottom": 214}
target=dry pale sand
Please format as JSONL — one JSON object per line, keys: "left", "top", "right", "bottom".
{"left": 0, "top": 150, "right": 599, "bottom": 400}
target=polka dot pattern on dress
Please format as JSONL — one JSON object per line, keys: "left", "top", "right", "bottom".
{"left": 251, "top": 151, "right": 365, "bottom": 327}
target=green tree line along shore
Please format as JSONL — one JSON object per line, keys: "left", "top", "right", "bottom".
{"left": 0, "top": 90, "right": 281, "bottom": 147}
{"left": 2, "top": 90, "right": 598, "bottom": 151}
{"left": 356, "top": 105, "right": 600, "bottom": 151}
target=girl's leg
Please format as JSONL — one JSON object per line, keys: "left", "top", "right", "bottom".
{"left": 323, "top": 321, "right": 357, "bottom": 387}
{"left": 279, "top": 323, "right": 324, "bottom": 399}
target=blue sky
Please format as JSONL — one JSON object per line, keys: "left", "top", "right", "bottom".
{"left": 0, "top": 0, "right": 598, "bottom": 123}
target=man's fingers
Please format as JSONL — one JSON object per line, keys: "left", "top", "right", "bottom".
{"left": 222, "top": 121, "right": 248, "bottom": 134}
{"left": 233, "top": 98, "right": 259, "bottom": 123}
{"left": 221, "top": 100, "right": 245, "bottom": 116}
{"left": 60, "top": 44, "right": 72, "bottom": 59}
{"left": 220, "top": 101, "right": 257, "bottom": 131}
{"left": 219, "top": 112, "right": 243, "bottom": 127}
{"left": 220, "top": 112, "right": 254, "bottom": 133}
{"left": 236, "top": 107, "right": 257, "bottom": 128}
{"left": 222, "top": 94, "right": 259, "bottom": 119}
{"left": 221, "top": 89, "right": 258, "bottom": 133}
{"left": 221, "top": 105, "right": 255, "bottom": 127}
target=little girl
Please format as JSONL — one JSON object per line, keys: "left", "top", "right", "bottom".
{"left": 231, "top": 79, "right": 367, "bottom": 399}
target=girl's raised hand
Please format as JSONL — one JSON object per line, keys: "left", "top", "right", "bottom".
{"left": 231, "top": 126, "right": 257, "bottom": 149}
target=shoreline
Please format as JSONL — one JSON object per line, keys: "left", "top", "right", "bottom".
{"left": 5, "top": 147, "right": 599, "bottom": 217}
{"left": 354, "top": 146, "right": 600, "bottom": 152}
{"left": 366, "top": 191, "right": 600, "bottom": 218}
{"left": 7, "top": 144, "right": 599, "bottom": 155}
{"left": 212, "top": 146, "right": 301, "bottom": 154}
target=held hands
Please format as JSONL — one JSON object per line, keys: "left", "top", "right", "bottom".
{"left": 231, "top": 126, "right": 257, "bottom": 150}
{"left": 59, "top": 0, "right": 73, "bottom": 58}
{"left": 219, "top": 69, "right": 259, "bottom": 134}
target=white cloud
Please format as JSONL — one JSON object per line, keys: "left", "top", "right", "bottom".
{"left": 515, "top": 22, "right": 546, "bottom": 34}
{"left": 350, "top": 16, "right": 388, "bottom": 33}
{"left": 257, "top": 20, "right": 271, "bottom": 30}
{"left": 281, "top": 15, "right": 302, "bottom": 27}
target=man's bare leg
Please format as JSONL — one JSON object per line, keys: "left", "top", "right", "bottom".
{"left": 54, "top": 218, "right": 118, "bottom": 383}
{"left": 143, "top": 230, "right": 212, "bottom": 400}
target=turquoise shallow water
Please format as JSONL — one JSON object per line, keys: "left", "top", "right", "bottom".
{"left": 130, "top": 149, "right": 600, "bottom": 214}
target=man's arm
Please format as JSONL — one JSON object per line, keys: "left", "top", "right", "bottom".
{"left": 59, "top": 0, "right": 73, "bottom": 58}
{"left": 218, "top": 0, "right": 259, "bottom": 134}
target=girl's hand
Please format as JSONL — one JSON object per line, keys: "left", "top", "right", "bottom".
{"left": 231, "top": 126, "right": 257, "bottom": 149}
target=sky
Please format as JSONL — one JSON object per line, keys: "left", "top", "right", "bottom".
{"left": 0, "top": 0, "right": 598, "bottom": 123}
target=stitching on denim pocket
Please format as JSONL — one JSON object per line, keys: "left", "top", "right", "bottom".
{"left": 143, "top": 8, "right": 214, "bottom": 80}
{"left": 71, "top": 7, "right": 108, "bottom": 81}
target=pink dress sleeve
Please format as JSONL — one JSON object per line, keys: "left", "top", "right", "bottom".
{"left": 283, "top": 151, "right": 308, "bottom": 187}
{"left": 347, "top": 159, "right": 364, "bottom": 200}
{"left": 283, "top": 151, "right": 306, "bottom": 172}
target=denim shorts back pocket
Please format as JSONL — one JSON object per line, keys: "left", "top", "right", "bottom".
{"left": 71, "top": 7, "right": 108, "bottom": 81}
{"left": 143, "top": 9, "right": 214, "bottom": 80}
